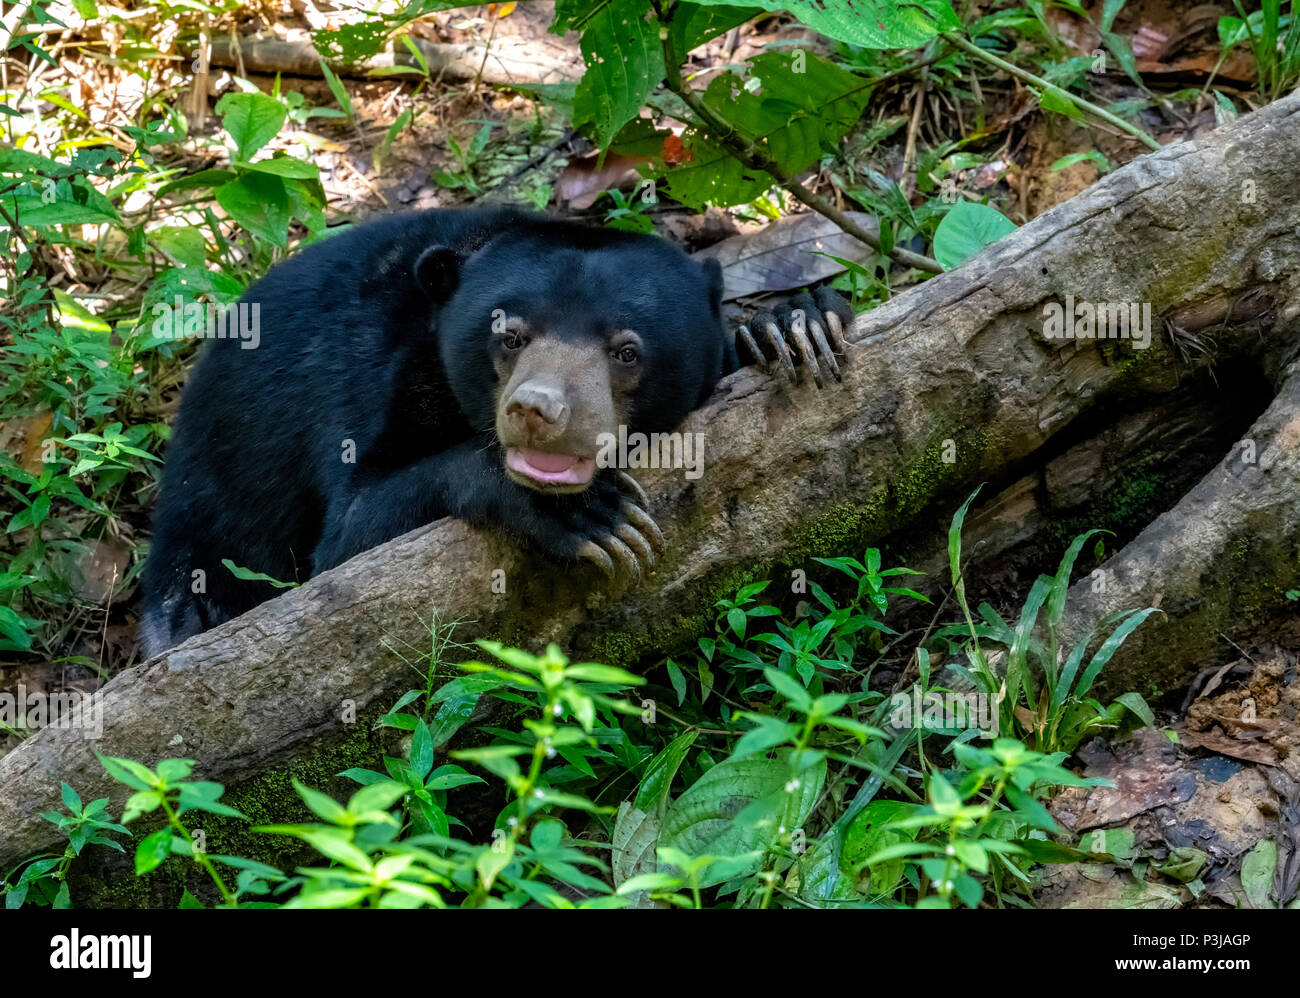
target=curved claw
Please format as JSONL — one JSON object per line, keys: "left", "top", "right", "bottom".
{"left": 614, "top": 523, "right": 655, "bottom": 569}
{"left": 758, "top": 318, "right": 797, "bottom": 384}
{"left": 736, "top": 324, "right": 764, "bottom": 367}
{"left": 786, "top": 314, "right": 824, "bottom": 389}
{"left": 620, "top": 501, "right": 665, "bottom": 553}
{"left": 822, "top": 308, "right": 848, "bottom": 353}
{"left": 615, "top": 470, "right": 649, "bottom": 507}
{"left": 807, "top": 317, "right": 841, "bottom": 382}
{"left": 814, "top": 288, "right": 852, "bottom": 353}
{"left": 602, "top": 534, "right": 641, "bottom": 584}
{"left": 577, "top": 539, "right": 616, "bottom": 578}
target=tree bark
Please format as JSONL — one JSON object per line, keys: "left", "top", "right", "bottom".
{"left": 2, "top": 96, "right": 1299, "bottom": 871}
{"left": 207, "top": 34, "right": 582, "bottom": 85}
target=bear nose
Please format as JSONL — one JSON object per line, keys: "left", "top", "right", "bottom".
{"left": 507, "top": 383, "right": 569, "bottom": 437}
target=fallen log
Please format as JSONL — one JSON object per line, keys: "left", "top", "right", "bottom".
{"left": 2, "top": 95, "right": 1299, "bottom": 871}
{"left": 1056, "top": 362, "right": 1300, "bottom": 697}
{"left": 207, "top": 34, "right": 582, "bottom": 86}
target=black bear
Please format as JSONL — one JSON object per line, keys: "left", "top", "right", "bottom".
{"left": 139, "top": 206, "right": 851, "bottom": 656}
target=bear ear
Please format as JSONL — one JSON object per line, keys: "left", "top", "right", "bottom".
{"left": 700, "top": 256, "right": 724, "bottom": 311}
{"left": 414, "top": 246, "right": 462, "bottom": 301}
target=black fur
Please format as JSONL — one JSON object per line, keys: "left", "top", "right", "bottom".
{"left": 140, "top": 207, "right": 736, "bottom": 655}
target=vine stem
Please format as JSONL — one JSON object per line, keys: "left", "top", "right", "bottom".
{"left": 658, "top": 18, "right": 944, "bottom": 275}
{"left": 159, "top": 796, "right": 237, "bottom": 907}
{"left": 939, "top": 32, "right": 1163, "bottom": 152}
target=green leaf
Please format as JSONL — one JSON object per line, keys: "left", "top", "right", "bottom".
{"left": 155, "top": 758, "right": 195, "bottom": 783}
{"left": 1, "top": 191, "right": 118, "bottom": 226}
{"left": 932, "top": 201, "right": 1017, "bottom": 270}
{"left": 1241, "top": 840, "right": 1276, "bottom": 908}
{"left": 215, "top": 92, "right": 288, "bottom": 160}
{"left": 685, "top": 0, "right": 958, "bottom": 48}
{"left": 1075, "top": 608, "right": 1161, "bottom": 698}
{"left": 0, "top": 148, "right": 74, "bottom": 175}
{"left": 236, "top": 155, "right": 319, "bottom": 180}
{"left": 176, "top": 782, "right": 246, "bottom": 819}
{"left": 60, "top": 783, "right": 83, "bottom": 814}
{"left": 660, "top": 750, "right": 826, "bottom": 887}
{"left": 668, "top": 3, "right": 763, "bottom": 54}
{"left": 947, "top": 487, "right": 982, "bottom": 588}
{"left": 563, "top": 662, "right": 645, "bottom": 685}
{"left": 122, "top": 791, "right": 163, "bottom": 823}
{"left": 1049, "top": 150, "right": 1112, "bottom": 173}
{"left": 477, "top": 840, "right": 514, "bottom": 889}
{"left": 763, "top": 667, "right": 813, "bottom": 710}
{"left": 135, "top": 827, "right": 173, "bottom": 875}
{"left": 840, "top": 799, "right": 915, "bottom": 895}
{"left": 409, "top": 720, "right": 434, "bottom": 783}
{"left": 634, "top": 730, "right": 698, "bottom": 813}
{"left": 221, "top": 558, "right": 297, "bottom": 589}
{"left": 214, "top": 174, "right": 291, "bottom": 248}
{"left": 572, "top": 0, "right": 665, "bottom": 148}
{"left": 98, "top": 756, "right": 159, "bottom": 792}
{"left": 293, "top": 780, "right": 348, "bottom": 824}
{"left": 665, "top": 51, "right": 872, "bottom": 209}
{"left": 730, "top": 714, "right": 800, "bottom": 758}
{"left": 1112, "top": 691, "right": 1155, "bottom": 728}
{"left": 1048, "top": 529, "right": 1109, "bottom": 626}
{"left": 347, "top": 780, "right": 408, "bottom": 818}
{"left": 665, "top": 659, "right": 688, "bottom": 705}
{"left": 150, "top": 226, "right": 208, "bottom": 269}
{"left": 423, "top": 766, "right": 485, "bottom": 792}
{"left": 0, "top": 605, "right": 34, "bottom": 651}
{"left": 1036, "top": 84, "right": 1086, "bottom": 122}
{"left": 427, "top": 694, "right": 478, "bottom": 748}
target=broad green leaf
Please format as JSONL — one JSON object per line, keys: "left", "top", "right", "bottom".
{"left": 664, "top": 51, "right": 872, "bottom": 209}
{"left": 840, "top": 799, "right": 915, "bottom": 896}
{"left": 932, "top": 200, "right": 1017, "bottom": 270}
{"left": 660, "top": 751, "right": 826, "bottom": 887}
{"left": 685, "top": 0, "right": 959, "bottom": 48}
{"left": 215, "top": 92, "right": 287, "bottom": 160}
{"left": 214, "top": 174, "right": 290, "bottom": 248}
{"left": 571, "top": 0, "right": 664, "bottom": 147}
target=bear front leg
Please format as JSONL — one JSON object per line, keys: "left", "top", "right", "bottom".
{"left": 311, "top": 443, "right": 661, "bottom": 582}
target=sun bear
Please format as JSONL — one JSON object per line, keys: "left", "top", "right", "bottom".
{"left": 139, "top": 206, "right": 852, "bottom": 656}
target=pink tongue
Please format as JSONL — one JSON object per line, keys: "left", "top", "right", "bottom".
{"left": 519, "top": 450, "right": 578, "bottom": 472}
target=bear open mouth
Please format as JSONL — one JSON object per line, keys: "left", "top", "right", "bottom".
{"left": 506, "top": 447, "right": 596, "bottom": 487}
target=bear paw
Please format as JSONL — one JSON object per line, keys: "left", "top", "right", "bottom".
{"left": 737, "top": 287, "right": 853, "bottom": 389}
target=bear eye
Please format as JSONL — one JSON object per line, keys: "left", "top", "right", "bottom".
{"left": 614, "top": 344, "right": 638, "bottom": 364}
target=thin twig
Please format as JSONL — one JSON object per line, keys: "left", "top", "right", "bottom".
{"left": 941, "top": 31, "right": 1162, "bottom": 151}
{"left": 657, "top": 13, "right": 942, "bottom": 275}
